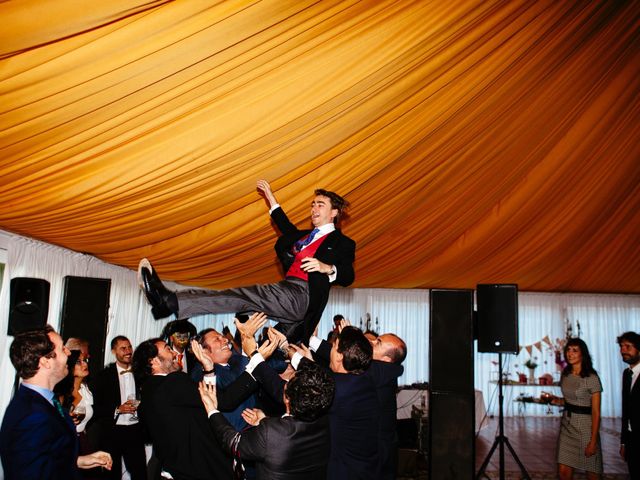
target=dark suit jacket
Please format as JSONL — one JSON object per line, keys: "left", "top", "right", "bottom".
{"left": 89, "top": 363, "right": 129, "bottom": 448}
{"left": 89, "top": 363, "right": 121, "bottom": 428}
{"left": 271, "top": 206, "right": 356, "bottom": 342}
{"left": 252, "top": 358, "right": 379, "bottom": 480}
{"left": 622, "top": 370, "right": 640, "bottom": 448}
{"left": 209, "top": 412, "right": 330, "bottom": 480}
{"left": 0, "top": 385, "right": 79, "bottom": 480}
{"left": 316, "top": 340, "right": 402, "bottom": 479}
{"left": 139, "top": 370, "right": 257, "bottom": 480}
{"left": 215, "top": 353, "right": 256, "bottom": 431}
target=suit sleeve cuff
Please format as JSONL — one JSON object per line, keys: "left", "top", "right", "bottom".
{"left": 268, "top": 204, "right": 281, "bottom": 214}
{"left": 207, "top": 409, "right": 220, "bottom": 418}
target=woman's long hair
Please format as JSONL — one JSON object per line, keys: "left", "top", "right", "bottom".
{"left": 562, "top": 337, "right": 597, "bottom": 378}
{"left": 53, "top": 349, "right": 82, "bottom": 409}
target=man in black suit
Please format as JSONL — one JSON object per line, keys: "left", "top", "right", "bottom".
{"left": 194, "top": 327, "right": 257, "bottom": 431}
{"left": 311, "top": 326, "right": 406, "bottom": 480}
{"left": 618, "top": 331, "right": 640, "bottom": 478}
{"left": 138, "top": 179, "right": 356, "bottom": 343}
{"left": 239, "top": 319, "right": 380, "bottom": 480}
{"left": 200, "top": 360, "right": 334, "bottom": 480}
{"left": 132, "top": 337, "right": 259, "bottom": 480}
{"left": 89, "top": 336, "right": 147, "bottom": 480}
{"left": 0, "top": 326, "right": 111, "bottom": 479}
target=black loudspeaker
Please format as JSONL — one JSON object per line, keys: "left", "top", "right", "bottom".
{"left": 428, "top": 391, "right": 475, "bottom": 479}
{"left": 476, "top": 283, "right": 519, "bottom": 354}
{"left": 429, "top": 289, "right": 474, "bottom": 394}
{"left": 60, "top": 276, "right": 111, "bottom": 368}
{"left": 8, "top": 277, "right": 50, "bottom": 335}
{"left": 429, "top": 289, "right": 475, "bottom": 480}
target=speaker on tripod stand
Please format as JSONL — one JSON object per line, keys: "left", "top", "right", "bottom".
{"left": 475, "top": 284, "right": 530, "bottom": 480}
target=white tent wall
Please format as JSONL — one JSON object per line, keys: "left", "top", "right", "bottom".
{"left": 1, "top": 230, "right": 638, "bottom": 423}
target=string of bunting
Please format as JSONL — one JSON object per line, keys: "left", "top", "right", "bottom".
{"left": 518, "top": 335, "right": 553, "bottom": 356}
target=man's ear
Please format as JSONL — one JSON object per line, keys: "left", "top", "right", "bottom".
{"left": 150, "top": 356, "right": 160, "bottom": 372}
{"left": 38, "top": 356, "right": 49, "bottom": 370}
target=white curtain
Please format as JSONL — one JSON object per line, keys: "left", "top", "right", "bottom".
{"left": 1, "top": 231, "right": 639, "bottom": 421}
{"left": 319, "top": 289, "right": 640, "bottom": 417}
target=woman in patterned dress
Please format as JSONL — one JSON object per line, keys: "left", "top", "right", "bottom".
{"left": 550, "top": 338, "right": 603, "bottom": 479}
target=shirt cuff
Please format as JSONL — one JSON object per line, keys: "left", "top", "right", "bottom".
{"left": 245, "top": 352, "right": 265, "bottom": 376}
{"left": 291, "top": 352, "right": 302, "bottom": 370}
{"left": 309, "top": 336, "right": 322, "bottom": 352}
{"left": 207, "top": 409, "right": 220, "bottom": 418}
{"left": 327, "top": 265, "right": 337, "bottom": 282}
{"left": 203, "top": 374, "right": 216, "bottom": 385}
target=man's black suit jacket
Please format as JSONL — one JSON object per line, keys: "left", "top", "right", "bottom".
{"left": 89, "top": 363, "right": 126, "bottom": 447}
{"left": 139, "top": 370, "right": 257, "bottom": 480}
{"left": 252, "top": 357, "right": 380, "bottom": 480}
{"left": 209, "top": 412, "right": 330, "bottom": 480}
{"left": 271, "top": 206, "right": 355, "bottom": 341}
{"left": 316, "top": 340, "right": 403, "bottom": 479}
{"left": 0, "top": 385, "right": 79, "bottom": 480}
{"left": 622, "top": 369, "right": 640, "bottom": 455}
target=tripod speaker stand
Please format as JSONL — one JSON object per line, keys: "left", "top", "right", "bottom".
{"left": 476, "top": 353, "right": 530, "bottom": 480}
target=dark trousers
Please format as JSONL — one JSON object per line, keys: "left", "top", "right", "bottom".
{"left": 177, "top": 278, "right": 309, "bottom": 323}
{"left": 625, "top": 433, "right": 639, "bottom": 479}
{"left": 106, "top": 424, "right": 147, "bottom": 480}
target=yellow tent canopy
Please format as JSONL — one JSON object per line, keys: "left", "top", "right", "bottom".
{"left": 1, "top": 0, "right": 639, "bottom": 293}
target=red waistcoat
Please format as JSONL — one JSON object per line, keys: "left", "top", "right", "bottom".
{"left": 286, "top": 235, "right": 328, "bottom": 281}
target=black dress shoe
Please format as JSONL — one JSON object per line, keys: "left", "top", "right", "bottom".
{"left": 137, "top": 258, "right": 178, "bottom": 320}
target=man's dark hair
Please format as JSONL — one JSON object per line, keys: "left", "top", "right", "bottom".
{"left": 10, "top": 325, "right": 55, "bottom": 379}
{"left": 337, "top": 326, "right": 372, "bottom": 374}
{"left": 286, "top": 362, "right": 335, "bottom": 421}
{"left": 617, "top": 331, "right": 640, "bottom": 350}
{"left": 54, "top": 350, "right": 82, "bottom": 409}
{"left": 315, "top": 189, "right": 349, "bottom": 224}
{"left": 562, "top": 338, "right": 598, "bottom": 378}
{"left": 161, "top": 319, "right": 197, "bottom": 343}
{"left": 132, "top": 338, "right": 162, "bottom": 389}
{"left": 110, "top": 335, "right": 130, "bottom": 350}
{"left": 195, "top": 328, "right": 217, "bottom": 347}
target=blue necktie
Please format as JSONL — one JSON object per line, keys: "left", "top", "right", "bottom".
{"left": 294, "top": 228, "right": 319, "bottom": 252}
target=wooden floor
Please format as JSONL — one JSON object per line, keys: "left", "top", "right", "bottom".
{"left": 398, "top": 417, "right": 630, "bottom": 479}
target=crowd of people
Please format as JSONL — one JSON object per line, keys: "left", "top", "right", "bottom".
{"left": 0, "top": 180, "right": 638, "bottom": 480}
{"left": 0, "top": 315, "right": 407, "bottom": 480}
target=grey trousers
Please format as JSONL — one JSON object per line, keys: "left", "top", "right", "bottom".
{"left": 176, "top": 278, "right": 309, "bottom": 324}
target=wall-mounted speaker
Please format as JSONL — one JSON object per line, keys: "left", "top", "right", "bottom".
{"left": 476, "top": 284, "right": 519, "bottom": 354}
{"left": 8, "top": 277, "right": 50, "bottom": 335}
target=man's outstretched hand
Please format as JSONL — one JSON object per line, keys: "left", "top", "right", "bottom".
{"left": 257, "top": 179, "right": 277, "bottom": 208}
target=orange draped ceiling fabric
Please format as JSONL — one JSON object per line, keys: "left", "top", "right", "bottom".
{"left": 0, "top": 0, "right": 639, "bottom": 293}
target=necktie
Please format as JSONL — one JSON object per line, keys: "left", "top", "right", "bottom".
{"left": 52, "top": 397, "right": 65, "bottom": 418}
{"left": 294, "top": 228, "right": 319, "bottom": 252}
{"left": 177, "top": 353, "right": 184, "bottom": 370}
{"left": 120, "top": 369, "right": 132, "bottom": 375}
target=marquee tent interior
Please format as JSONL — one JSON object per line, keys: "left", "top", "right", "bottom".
{"left": 1, "top": 0, "right": 639, "bottom": 428}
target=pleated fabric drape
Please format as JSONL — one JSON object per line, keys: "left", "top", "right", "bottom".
{"left": 1, "top": 0, "right": 639, "bottom": 293}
